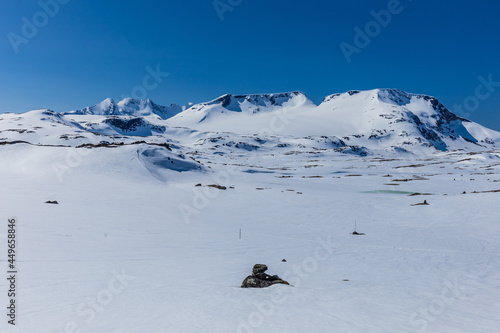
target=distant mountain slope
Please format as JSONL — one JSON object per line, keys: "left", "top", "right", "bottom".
{"left": 312, "top": 89, "right": 482, "bottom": 151}
{"left": 167, "top": 91, "right": 315, "bottom": 124}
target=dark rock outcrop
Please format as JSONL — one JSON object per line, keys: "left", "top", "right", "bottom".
{"left": 241, "top": 264, "right": 289, "bottom": 288}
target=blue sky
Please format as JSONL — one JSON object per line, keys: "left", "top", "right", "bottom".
{"left": 1, "top": 0, "right": 500, "bottom": 130}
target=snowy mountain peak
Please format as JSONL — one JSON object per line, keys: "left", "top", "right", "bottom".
{"left": 205, "top": 91, "right": 314, "bottom": 112}
{"left": 375, "top": 88, "right": 412, "bottom": 105}
{"left": 321, "top": 90, "right": 363, "bottom": 103}
{"left": 101, "top": 97, "right": 115, "bottom": 104}
{"left": 322, "top": 88, "right": 419, "bottom": 106}
{"left": 315, "top": 88, "right": 489, "bottom": 151}
{"left": 167, "top": 91, "right": 315, "bottom": 126}
{"left": 93, "top": 98, "right": 116, "bottom": 114}
{"left": 65, "top": 98, "right": 182, "bottom": 119}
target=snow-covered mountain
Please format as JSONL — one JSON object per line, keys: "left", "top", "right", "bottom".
{"left": 312, "top": 89, "right": 493, "bottom": 151}
{"left": 1, "top": 89, "right": 500, "bottom": 154}
{"left": 65, "top": 98, "right": 183, "bottom": 119}
{"left": 165, "top": 88, "right": 500, "bottom": 152}
{"left": 168, "top": 91, "right": 314, "bottom": 124}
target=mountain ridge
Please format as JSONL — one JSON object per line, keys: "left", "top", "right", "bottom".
{"left": 1, "top": 88, "right": 499, "bottom": 153}
{"left": 64, "top": 98, "right": 183, "bottom": 120}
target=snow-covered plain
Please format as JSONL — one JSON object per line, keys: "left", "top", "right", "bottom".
{"left": 1, "top": 89, "right": 500, "bottom": 332}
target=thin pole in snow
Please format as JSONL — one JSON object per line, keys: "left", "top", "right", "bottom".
{"left": 239, "top": 228, "right": 242, "bottom": 240}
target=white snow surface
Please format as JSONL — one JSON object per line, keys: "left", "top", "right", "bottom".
{"left": 1, "top": 143, "right": 500, "bottom": 333}
{"left": 0, "top": 88, "right": 500, "bottom": 332}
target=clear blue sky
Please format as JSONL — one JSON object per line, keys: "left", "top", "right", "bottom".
{"left": 1, "top": 0, "right": 500, "bottom": 130}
